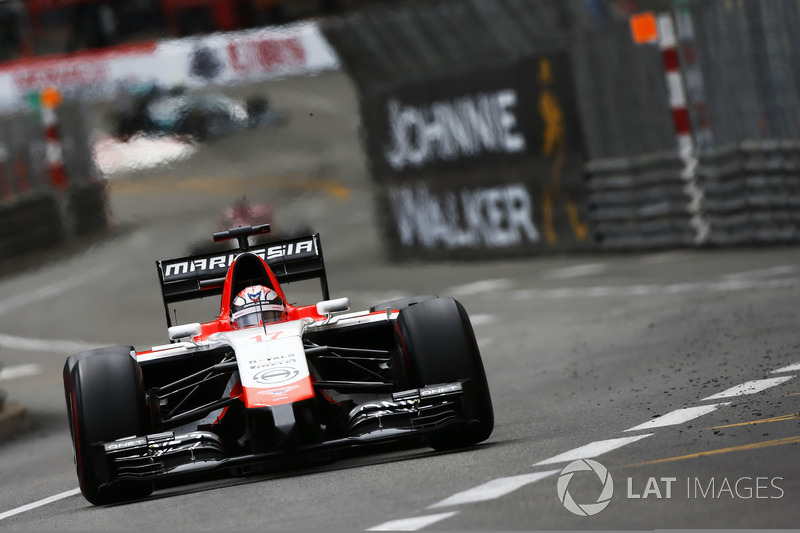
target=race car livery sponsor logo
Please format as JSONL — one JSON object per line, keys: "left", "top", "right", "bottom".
{"left": 253, "top": 367, "right": 300, "bottom": 385}
{"left": 249, "top": 353, "right": 296, "bottom": 370}
{"left": 161, "top": 238, "right": 317, "bottom": 280}
{"left": 420, "top": 383, "right": 462, "bottom": 396}
{"left": 355, "top": 398, "right": 422, "bottom": 417}
{"left": 257, "top": 384, "right": 301, "bottom": 396}
{"left": 383, "top": 89, "right": 525, "bottom": 171}
{"left": 362, "top": 399, "right": 419, "bottom": 409}
{"left": 104, "top": 437, "right": 147, "bottom": 451}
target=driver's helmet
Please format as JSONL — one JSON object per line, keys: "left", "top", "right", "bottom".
{"left": 231, "top": 284, "right": 285, "bottom": 328}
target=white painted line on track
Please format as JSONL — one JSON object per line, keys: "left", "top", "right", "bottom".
{"left": 701, "top": 376, "right": 796, "bottom": 401}
{"left": 0, "top": 488, "right": 80, "bottom": 522}
{"left": 512, "top": 277, "right": 799, "bottom": 300}
{"left": 544, "top": 263, "right": 607, "bottom": 279}
{"left": 448, "top": 279, "right": 513, "bottom": 298}
{"left": 477, "top": 337, "right": 494, "bottom": 349}
{"left": 0, "top": 363, "right": 42, "bottom": 381}
{"left": 469, "top": 314, "right": 495, "bottom": 326}
{"left": 0, "top": 265, "right": 110, "bottom": 316}
{"left": 723, "top": 265, "right": 798, "bottom": 280}
{"left": 428, "top": 470, "right": 560, "bottom": 509}
{"left": 0, "top": 334, "right": 98, "bottom": 354}
{"left": 533, "top": 434, "right": 653, "bottom": 466}
{"left": 771, "top": 362, "right": 800, "bottom": 374}
{"left": 624, "top": 403, "right": 730, "bottom": 432}
{"left": 366, "top": 511, "right": 458, "bottom": 531}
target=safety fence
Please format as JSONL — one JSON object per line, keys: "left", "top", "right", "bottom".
{"left": 324, "top": 0, "right": 800, "bottom": 259}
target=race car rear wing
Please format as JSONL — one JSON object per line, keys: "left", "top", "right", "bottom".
{"left": 156, "top": 229, "right": 330, "bottom": 327}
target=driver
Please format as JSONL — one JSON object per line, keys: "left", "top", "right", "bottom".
{"left": 231, "top": 284, "right": 286, "bottom": 328}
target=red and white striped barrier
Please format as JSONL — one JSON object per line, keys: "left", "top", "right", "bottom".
{"left": 657, "top": 13, "right": 692, "bottom": 159}
{"left": 41, "top": 101, "right": 66, "bottom": 188}
{"left": 657, "top": 12, "right": 709, "bottom": 244}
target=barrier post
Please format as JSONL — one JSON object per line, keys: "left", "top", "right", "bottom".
{"left": 655, "top": 12, "right": 710, "bottom": 245}
{"left": 40, "top": 87, "right": 66, "bottom": 189}
{"left": 40, "top": 87, "right": 75, "bottom": 241}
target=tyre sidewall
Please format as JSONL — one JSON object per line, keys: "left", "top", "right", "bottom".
{"left": 66, "top": 349, "right": 149, "bottom": 504}
{"left": 396, "top": 298, "right": 493, "bottom": 448}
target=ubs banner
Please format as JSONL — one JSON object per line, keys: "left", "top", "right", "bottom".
{"left": 362, "top": 54, "right": 594, "bottom": 259}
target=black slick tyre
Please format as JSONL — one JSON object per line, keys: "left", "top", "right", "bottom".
{"left": 63, "top": 346, "right": 153, "bottom": 505}
{"left": 395, "top": 297, "right": 494, "bottom": 450}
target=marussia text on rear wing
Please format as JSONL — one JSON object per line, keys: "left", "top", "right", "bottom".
{"left": 156, "top": 231, "right": 329, "bottom": 326}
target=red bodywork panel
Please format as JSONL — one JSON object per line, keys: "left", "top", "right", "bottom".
{"left": 137, "top": 253, "right": 329, "bottom": 412}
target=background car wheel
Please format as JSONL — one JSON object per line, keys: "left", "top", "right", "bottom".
{"left": 63, "top": 347, "right": 153, "bottom": 505}
{"left": 181, "top": 110, "right": 208, "bottom": 142}
{"left": 395, "top": 298, "right": 494, "bottom": 451}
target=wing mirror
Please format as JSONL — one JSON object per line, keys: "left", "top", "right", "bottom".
{"left": 168, "top": 322, "right": 202, "bottom": 341}
{"left": 316, "top": 297, "right": 350, "bottom": 316}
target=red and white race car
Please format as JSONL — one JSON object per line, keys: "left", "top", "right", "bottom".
{"left": 63, "top": 224, "right": 493, "bottom": 505}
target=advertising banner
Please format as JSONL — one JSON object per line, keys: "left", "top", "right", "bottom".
{"left": 0, "top": 21, "right": 340, "bottom": 111}
{"left": 362, "top": 55, "right": 584, "bottom": 180}
{"left": 376, "top": 159, "right": 591, "bottom": 260}
{"left": 363, "top": 54, "right": 593, "bottom": 258}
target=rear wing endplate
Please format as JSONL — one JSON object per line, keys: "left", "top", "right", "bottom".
{"left": 156, "top": 233, "right": 329, "bottom": 326}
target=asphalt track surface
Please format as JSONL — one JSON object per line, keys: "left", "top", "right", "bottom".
{"left": 1, "top": 71, "right": 800, "bottom": 530}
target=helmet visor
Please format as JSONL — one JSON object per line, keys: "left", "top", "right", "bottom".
{"left": 231, "top": 303, "right": 284, "bottom": 327}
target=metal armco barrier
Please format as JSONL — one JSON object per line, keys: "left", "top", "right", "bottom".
{"left": 0, "top": 192, "right": 64, "bottom": 258}
{"left": 698, "top": 140, "right": 800, "bottom": 246}
{"left": 68, "top": 181, "right": 109, "bottom": 236}
{"left": 585, "top": 152, "right": 701, "bottom": 249}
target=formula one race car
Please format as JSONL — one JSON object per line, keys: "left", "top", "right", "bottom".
{"left": 62, "top": 224, "right": 493, "bottom": 505}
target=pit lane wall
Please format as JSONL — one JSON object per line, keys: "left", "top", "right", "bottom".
{"left": 323, "top": 0, "right": 800, "bottom": 259}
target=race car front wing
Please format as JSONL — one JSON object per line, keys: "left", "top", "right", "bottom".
{"left": 91, "top": 381, "right": 476, "bottom": 490}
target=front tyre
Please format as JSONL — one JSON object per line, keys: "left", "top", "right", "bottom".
{"left": 63, "top": 347, "right": 152, "bottom": 505}
{"left": 395, "top": 298, "right": 494, "bottom": 451}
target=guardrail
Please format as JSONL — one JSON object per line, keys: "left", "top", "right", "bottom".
{"left": 585, "top": 153, "right": 700, "bottom": 250}
{"left": 699, "top": 140, "right": 800, "bottom": 246}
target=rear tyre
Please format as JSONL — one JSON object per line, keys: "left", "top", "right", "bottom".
{"left": 63, "top": 347, "right": 153, "bottom": 505}
{"left": 395, "top": 298, "right": 493, "bottom": 451}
